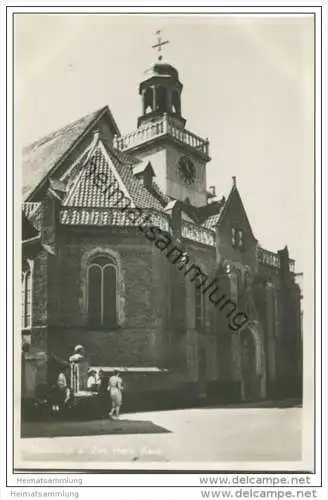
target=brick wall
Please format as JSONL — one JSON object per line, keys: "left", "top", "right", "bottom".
{"left": 32, "top": 250, "right": 48, "bottom": 325}
{"left": 41, "top": 223, "right": 221, "bottom": 389}
{"left": 45, "top": 227, "right": 173, "bottom": 369}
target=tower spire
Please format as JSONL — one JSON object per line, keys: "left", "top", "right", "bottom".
{"left": 152, "top": 30, "right": 169, "bottom": 61}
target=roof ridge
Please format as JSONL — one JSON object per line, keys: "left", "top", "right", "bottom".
{"left": 23, "top": 106, "right": 107, "bottom": 152}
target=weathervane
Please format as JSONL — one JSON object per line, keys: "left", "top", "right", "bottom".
{"left": 152, "top": 30, "right": 169, "bottom": 61}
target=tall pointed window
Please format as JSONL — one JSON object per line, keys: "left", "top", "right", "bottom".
{"left": 238, "top": 229, "right": 244, "bottom": 248}
{"left": 171, "top": 90, "right": 181, "bottom": 115}
{"left": 156, "top": 86, "right": 167, "bottom": 112}
{"left": 143, "top": 87, "right": 153, "bottom": 114}
{"left": 231, "top": 227, "right": 245, "bottom": 249}
{"left": 231, "top": 227, "right": 237, "bottom": 247}
{"left": 21, "top": 261, "right": 33, "bottom": 329}
{"left": 195, "top": 277, "right": 206, "bottom": 332}
{"left": 87, "top": 255, "right": 117, "bottom": 327}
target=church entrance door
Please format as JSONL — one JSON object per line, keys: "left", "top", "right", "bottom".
{"left": 240, "top": 328, "right": 261, "bottom": 401}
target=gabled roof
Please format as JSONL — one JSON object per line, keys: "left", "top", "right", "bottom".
{"left": 62, "top": 140, "right": 166, "bottom": 211}
{"left": 22, "top": 106, "right": 120, "bottom": 201}
{"left": 202, "top": 212, "right": 222, "bottom": 229}
{"left": 214, "top": 181, "right": 257, "bottom": 241}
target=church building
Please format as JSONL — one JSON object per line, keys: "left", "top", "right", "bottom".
{"left": 21, "top": 42, "right": 303, "bottom": 406}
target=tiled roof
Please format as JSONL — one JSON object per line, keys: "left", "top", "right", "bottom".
{"left": 62, "top": 142, "right": 165, "bottom": 211}
{"left": 22, "top": 202, "right": 41, "bottom": 218}
{"left": 22, "top": 202, "right": 43, "bottom": 231}
{"left": 182, "top": 221, "right": 215, "bottom": 246}
{"left": 22, "top": 107, "right": 107, "bottom": 200}
{"left": 114, "top": 161, "right": 165, "bottom": 211}
{"left": 63, "top": 147, "right": 128, "bottom": 208}
{"left": 22, "top": 106, "right": 224, "bottom": 248}
{"left": 58, "top": 138, "right": 220, "bottom": 248}
{"left": 202, "top": 212, "right": 222, "bottom": 229}
{"left": 149, "top": 181, "right": 171, "bottom": 206}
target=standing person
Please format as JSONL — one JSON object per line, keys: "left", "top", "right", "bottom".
{"left": 96, "top": 369, "right": 108, "bottom": 417}
{"left": 107, "top": 370, "right": 124, "bottom": 420}
{"left": 51, "top": 372, "right": 71, "bottom": 416}
{"left": 87, "top": 369, "right": 98, "bottom": 391}
{"left": 97, "top": 370, "right": 108, "bottom": 395}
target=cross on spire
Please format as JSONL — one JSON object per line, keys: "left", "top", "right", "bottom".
{"left": 152, "top": 30, "right": 169, "bottom": 61}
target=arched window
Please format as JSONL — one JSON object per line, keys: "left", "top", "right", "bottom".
{"left": 171, "top": 90, "right": 181, "bottom": 115}
{"left": 143, "top": 87, "right": 153, "bottom": 114}
{"left": 195, "top": 277, "right": 206, "bottom": 332}
{"left": 156, "top": 86, "right": 167, "bottom": 113}
{"left": 231, "top": 228, "right": 237, "bottom": 247}
{"left": 21, "top": 261, "right": 33, "bottom": 329}
{"left": 87, "top": 255, "right": 117, "bottom": 327}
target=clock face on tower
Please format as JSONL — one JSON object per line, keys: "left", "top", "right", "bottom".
{"left": 178, "top": 155, "right": 196, "bottom": 185}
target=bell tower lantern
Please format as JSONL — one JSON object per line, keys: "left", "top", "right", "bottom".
{"left": 138, "top": 63, "right": 186, "bottom": 129}
{"left": 138, "top": 31, "right": 186, "bottom": 129}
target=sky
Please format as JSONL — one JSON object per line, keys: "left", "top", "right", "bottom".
{"left": 14, "top": 14, "right": 314, "bottom": 317}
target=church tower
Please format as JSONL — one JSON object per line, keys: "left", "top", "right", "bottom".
{"left": 114, "top": 32, "right": 211, "bottom": 207}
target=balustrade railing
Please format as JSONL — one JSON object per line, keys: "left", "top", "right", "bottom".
{"left": 257, "top": 247, "right": 281, "bottom": 268}
{"left": 257, "top": 247, "right": 295, "bottom": 273}
{"left": 113, "top": 114, "right": 209, "bottom": 156}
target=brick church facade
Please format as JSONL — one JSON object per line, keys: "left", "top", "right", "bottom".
{"left": 21, "top": 57, "right": 302, "bottom": 405}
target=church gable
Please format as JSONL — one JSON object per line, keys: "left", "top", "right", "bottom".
{"left": 63, "top": 141, "right": 134, "bottom": 209}
{"left": 61, "top": 138, "right": 167, "bottom": 212}
{"left": 216, "top": 181, "right": 257, "bottom": 248}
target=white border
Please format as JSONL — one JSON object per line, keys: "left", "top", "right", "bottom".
{"left": 2, "top": 1, "right": 326, "bottom": 496}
